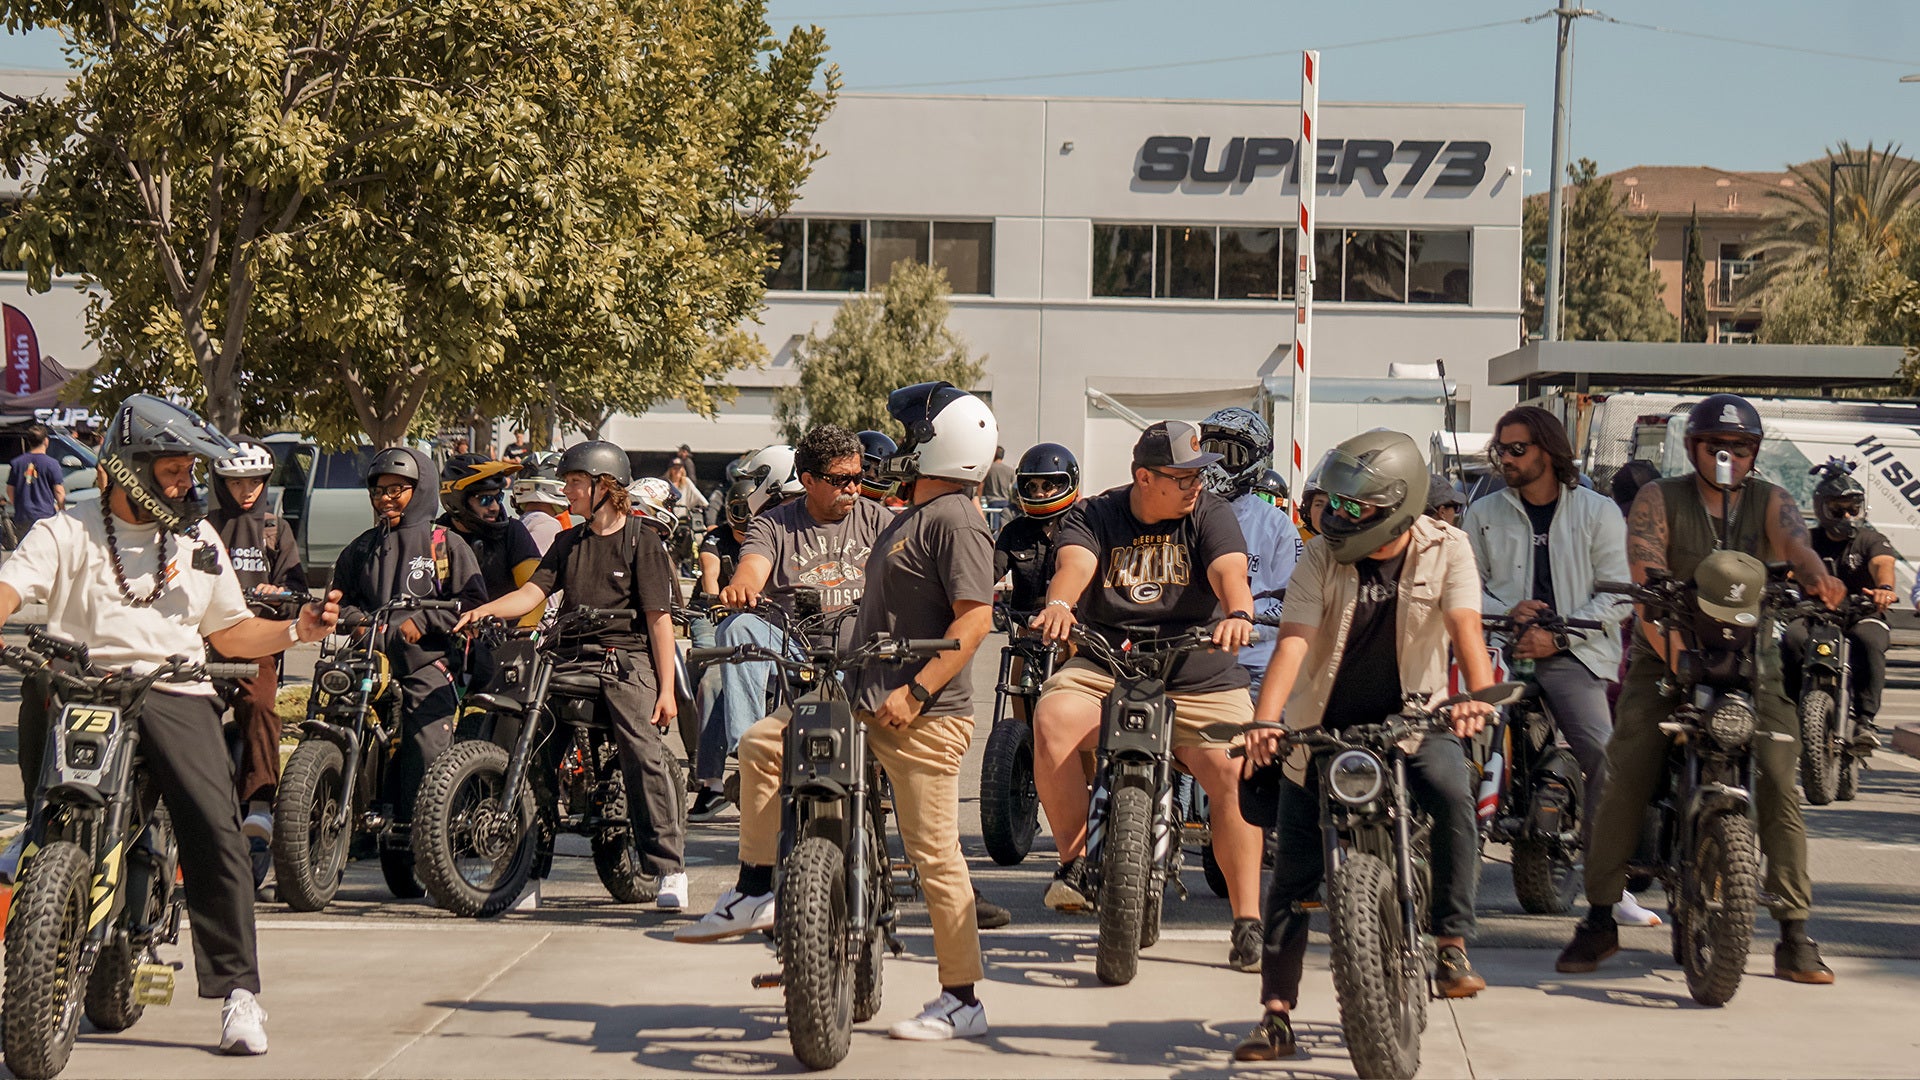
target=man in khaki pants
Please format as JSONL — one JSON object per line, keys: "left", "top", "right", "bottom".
{"left": 678, "top": 382, "right": 1000, "bottom": 1043}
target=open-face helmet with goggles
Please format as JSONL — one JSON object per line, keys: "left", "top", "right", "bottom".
{"left": 100, "top": 394, "right": 242, "bottom": 535}
{"left": 1251, "top": 467, "right": 1289, "bottom": 507}
{"left": 1199, "top": 407, "right": 1274, "bottom": 499}
{"left": 884, "top": 381, "right": 997, "bottom": 484}
{"left": 1308, "top": 429, "right": 1427, "bottom": 564}
{"left": 857, "top": 430, "right": 899, "bottom": 500}
{"left": 1012, "top": 442, "right": 1079, "bottom": 520}
{"left": 1811, "top": 457, "right": 1867, "bottom": 538}
{"left": 628, "top": 476, "right": 680, "bottom": 536}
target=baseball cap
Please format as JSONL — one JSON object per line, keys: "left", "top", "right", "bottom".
{"left": 1134, "top": 420, "right": 1223, "bottom": 470}
{"left": 1426, "top": 473, "right": 1466, "bottom": 511}
{"left": 1694, "top": 549, "right": 1765, "bottom": 627}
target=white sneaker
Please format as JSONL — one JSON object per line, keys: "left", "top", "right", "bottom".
{"left": 656, "top": 871, "right": 689, "bottom": 911}
{"left": 889, "top": 992, "right": 987, "bottom": 1041}
{"left": 241, "top": 810, "right": 273, "bottom": 842}
{"left": 673, "top": 888, "right": 774, "bottom": 942}
{"left": 1615, "top": 890, "right": 1663, "bottom": 927}
{"left": 511, "top": 880, "right": 541, "bottom": 911}
{"left": 219, "top": 989, "right": 269, "bottom": 1055}
{"left": 0, "top": 833, "right": 24, "bottom": 886}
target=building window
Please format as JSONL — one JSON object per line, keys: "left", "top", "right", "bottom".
{"left": 763, "top": 219, "right": 804, "bottom": 290}
{"left": 1157, "top": 225, "right": 1217, "bottom": 299}
{"left": 1219, "top": 227, "right": 1284, "bottom": 301}
{"left": 870, "top": 220, "right": 931, "bottom": 288}
{"left": 1343, "top": 229, "right": 1407, "bottom": 303}
{"left": 934, "top": 221, "right": 993, "bottom": 295}
{"left": 1092, "top": 223, "right": 1155, "bottom": 297}
{"left": 1716, "top": 318, "right": 1759, "bottom": 344}
{"left": 1314, "top": 231, "right": 1343, "bottom": 300}
{"left": 1716, "top": 244, "right": 1757, "bottom": 306}
{"left": 805, "top": 219, "right": 867, "bottom": 292}
{"left": 1408, "top": 230, "right": 1471, "bottom": 304}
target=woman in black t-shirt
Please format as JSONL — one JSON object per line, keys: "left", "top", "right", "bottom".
{"left": 454, "top": 441, "right": 689, "bottom": 911}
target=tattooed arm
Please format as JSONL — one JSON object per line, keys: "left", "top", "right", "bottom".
{"left": 1768, "top": 487, "right": 1845, "bottom": 609}
{"left": 1625, "top": 481, "right": 1673, "bottom": 659}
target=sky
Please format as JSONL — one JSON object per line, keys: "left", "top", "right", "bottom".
{"left": 1, "top": 0, "right": 1916, "bottom": 191}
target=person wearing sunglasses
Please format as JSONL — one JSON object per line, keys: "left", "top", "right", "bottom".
{"left": 1783, "top": 457, "right": 1896, "bottom": 754}
{"left": 1559, "top": 393, "right": 1846, "bottom": 985}
{"left": 1028, "top": 419, "right": 1266, "bottom": 971}
{"left": 439, "top": 454, "right": 543, "bottom": 606}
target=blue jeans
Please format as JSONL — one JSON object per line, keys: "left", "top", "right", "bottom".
{"left": 696, "top": 613, "right": 801, "bottom": 782}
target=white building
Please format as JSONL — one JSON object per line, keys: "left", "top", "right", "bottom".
{"left": 611, "top": 93, "right": 1526, "bottom": 488}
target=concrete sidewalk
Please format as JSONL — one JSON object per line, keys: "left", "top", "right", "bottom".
{"left": 33, "top": 919, "right": 1920, "bottom": 1079}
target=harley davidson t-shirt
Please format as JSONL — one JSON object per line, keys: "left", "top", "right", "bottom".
{"left": 741, "top": 496, "right": 890, "bottom": 617}
{"left": 1055, "top": 485, "right": 1249, "bottom": 694}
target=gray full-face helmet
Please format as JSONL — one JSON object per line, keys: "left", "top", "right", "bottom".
{"left": 1309, "top": 429, "right": 1428, "bottom": 564}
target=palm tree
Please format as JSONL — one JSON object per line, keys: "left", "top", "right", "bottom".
{"left": 1741, "top": 141, "right": 1920, "bottom": 298}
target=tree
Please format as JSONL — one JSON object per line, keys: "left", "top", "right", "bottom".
{"left": 0, "top": 0, "right": 832, "bottom": 444}
{"left": 773, "top": 260, "right": 985, "bottom": 442}
{"left": 1744, "top": 141, "right": 1920, "bottom": 300}
{"left": 1523, "top": 159, "right": 1677, "bottom": 342}
{"left": 1681, "top": 206, "right": 1708, "bottom": 342}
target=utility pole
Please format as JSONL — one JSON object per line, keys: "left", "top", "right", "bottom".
{"left": 1541, "top": 6, "right": 1594, "bottom": 342}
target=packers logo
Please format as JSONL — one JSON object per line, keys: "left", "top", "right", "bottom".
{"left": 1129, "top": 582, "right": 1163, "bottom": 604}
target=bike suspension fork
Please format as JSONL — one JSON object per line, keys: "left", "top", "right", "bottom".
{"left": 847, "top": 736, "right": 871, "bottom": 941}
{"left": 500, "top": 658, "right": 556, "bottom": 810}
{"left": 1392, "top": 756, "right": 1423, "bottom": 973}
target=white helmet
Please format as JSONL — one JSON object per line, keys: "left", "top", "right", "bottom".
{"left": 513, "top": 475, "right": 568, "bottom": 508}
{"left": 885, "top": 381, "right": 998, "bottom": 484}
{"left": 213, "top": 440, "right": 275, "bottom": 479}
{"left": 743, "top": 443, "right": 802, "bottom": 504}
{"left": 627, "top": 476, "right": 679, "bottom": 535}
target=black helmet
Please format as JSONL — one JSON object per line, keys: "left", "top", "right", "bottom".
{"left": 366, "top": 447, "right": 422, "bottom": 487}
{"left": 100, "top": 394, "right": 240, "bottom": 534}
{"left": 1309, "top": 429, "right": 1427, "bottom": 564}
{"left": 857, "top": 430, "right": 898, "bottom": 501}
{"left": 557, "top": 440, "right": 633, "bottom": 485}
{"left": 1685, "top": 394, "right": 1764, "bottom": 441}
{"left": 1252, "top": 467, "right": 1289, "bottom": 507}
{"left": 1811, "top": 457, "right": 1867, "bottom": 538}
{"left": 1013, "top": 442, "right": 1079, "bottom": 520}
{"left": 725, "top": 474, "right": 759, "bottom": 528}
{"left": 441, "top": 454, "right": 521, "bottom": 531}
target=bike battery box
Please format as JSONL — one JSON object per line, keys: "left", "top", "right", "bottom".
{"left": 50, "top": 703, "right": 128, "bottom": 796}
{"left": 786, "top": 698, "right": 857, "bottom": 792}
{"left": 1103, "top": 677, "right": 1173, "bottom": 758}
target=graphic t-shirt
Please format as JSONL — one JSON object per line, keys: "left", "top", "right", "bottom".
{"left": 1055, "top": 485, "right": 1249, "bottom": 693}
{"left": 699, "top": 527, "right": 744, "bottom": 588}
{"left": 8, "top": 451, "right": 65, "bottom": 524}
{"left": 1523, "top": 496, "right": 1557, "bottom": 606}
{"left": 1812, "top": 525, "right": 1897, "bottom": 595}
{"left": 849, "top": 493, "right": 995, "bottom": 717}
{"left": 530, "top": 519, "right": 678, "bottom": 651}
{"left": 1323, "top": 548, "right": 1407, "bottom": 731}
{"left": 741, "top": 496, "right": 890, "bottom": 616}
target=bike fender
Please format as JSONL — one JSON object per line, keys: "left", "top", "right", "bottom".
{"left": 1686, "top": 782, "right": 1752, "bottom": 822}
{"left": 297, "top": 719, "right": 357, "bottom": 752}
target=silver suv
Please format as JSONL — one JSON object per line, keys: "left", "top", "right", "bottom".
{"left": 264, "top": 435, "right": 376, "bottom": 586}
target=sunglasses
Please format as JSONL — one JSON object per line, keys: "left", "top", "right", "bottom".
{"left": 1145, "top": 467, "right": 1204, "bottom": 491}
{"left": 1825, "top": 499, "right": 1864, "bottom": 516}
{"left": 813, "top": 471, "right": 864, "bottom": 489}
{"left": 474, "top": 493, "right": 506, "bottom": 508}
{"left": 369, "top": 482, "right": 414, "bottom": 499}
{"left": 1701, "top": 439, "right": 1759, "bottom": 459}
{"left": 1490, "top": 440, "right": 1534, "bottom": 460}
{"left": 1327, "top": 493, "right": 1378, "bottom": 519}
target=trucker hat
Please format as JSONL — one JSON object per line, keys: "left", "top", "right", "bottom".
{"left": 1134, "top": 420, "right": 1223, "bottom": 470}
{"left": 1694, "top": 549, "right": 1765, "bottom": 628}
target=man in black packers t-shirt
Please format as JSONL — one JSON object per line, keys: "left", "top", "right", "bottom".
{"left": 1028, "top": 420, "right": 1263, "bottom": 971}
{"left": 455, "top": 441, "right": 689, "bottom": 911}
{"left": 1785, "top": 461, "right": 1898, "bottom": 750}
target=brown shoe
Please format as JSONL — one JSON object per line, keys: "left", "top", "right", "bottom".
{"left": 1775, "top": 939, "right": 1836, "bottom": 984}
{"left": 1555, "top": 919, "right": 1619, "bottom": 974}
{"left": 1232, "top": 1011, "right": 1298, "bottom": 1061}
{"left": 1433, "top": 945, "right": 1486, "bottom": 998}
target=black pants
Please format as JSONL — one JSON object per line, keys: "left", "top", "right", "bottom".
{"left": 1258, "top": 735, "right": 1479, "bottom": 1008}
{"left": 598, "top": 654, "right": 685, "bottom": 877}
{"left": 384, "top": 657, "right": 458, "bottom": 824}
{"left": 1782, "top": 617, "right": 1889, "bottom": 723}
{"left": 16, "top": 668, "right": 52, "bottom": 802}
{"left": 136, "top": 692, "right": 262, "bottom": 999}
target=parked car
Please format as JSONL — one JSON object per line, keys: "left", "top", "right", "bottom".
{"left": 0, "top": 422, "right": 99, "bottom": 510}
{"left": 264, "top": 434, "right": 376, "bottom": 587}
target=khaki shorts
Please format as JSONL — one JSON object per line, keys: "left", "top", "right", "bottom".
{"left": 1040, "top": 657, "right": 1253, "bottom": 750}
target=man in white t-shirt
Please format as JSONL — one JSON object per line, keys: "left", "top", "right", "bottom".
{"left": 1201, "top": 409, "right": 1301, "bottom": 695}
{"left": 0, "top": 396, "right": 339, "bottom": 1058}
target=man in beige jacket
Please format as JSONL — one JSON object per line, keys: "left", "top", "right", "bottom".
{"left": 1230, "top": 429, "right": 1498, "bottom": 1063}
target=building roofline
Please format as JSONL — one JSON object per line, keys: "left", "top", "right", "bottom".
{"left": 835, "top": 91, "right": 1522, "bottom": 110}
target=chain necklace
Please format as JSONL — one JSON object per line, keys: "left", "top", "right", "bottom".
{"left": 103, "top": 509, "right": 172, "bottom": 607}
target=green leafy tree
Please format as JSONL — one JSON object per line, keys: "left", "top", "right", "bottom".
{"left": 1523, "top": 159, "right": 1677, "bottom": 342}
{"left": 0, "top": 0, "right": 831, "bottom": 445}
{"left": 1744, "top": 141, "right": 1920, "bottom": 300}
{"left": 1682, "top": 207, "right": 1708, "bottom": 342}
{"left": 774, "top": 260, "right": 985, "bottom": 442}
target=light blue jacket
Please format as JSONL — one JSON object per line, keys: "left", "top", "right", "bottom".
{"left": 1461, "top": 483, "right": 1632, "bottom": 681}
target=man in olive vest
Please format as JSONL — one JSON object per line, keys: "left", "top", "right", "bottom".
{"left": 1557, "top": 394, "right": 1846, "bottom": 983}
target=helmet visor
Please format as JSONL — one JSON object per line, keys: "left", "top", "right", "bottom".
{"left": 1018, "top": 474, "right": 1070, "bottom": 503}
{"left": 1308, "top": 448, "right": 1409, "bottom": 510}
{"left": 1201, "top": 434, "right": 1260, "bottom": 472}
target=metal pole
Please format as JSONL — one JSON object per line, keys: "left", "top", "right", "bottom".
{"left": 1828, "top": 159, "right": 1838, "bottom": 294}
{"left": 1290, "top": 49, "right": 1318, "bottom": 517}
{"left": 1542, "top": 7, "right": 1589, "bottom": 342}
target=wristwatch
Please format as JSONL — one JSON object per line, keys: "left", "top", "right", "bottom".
{"left": 285, "top": 621, "right": 302, "bottom": 645}
{"left": 908, "top": 681, "right": 934, "bottom": 707}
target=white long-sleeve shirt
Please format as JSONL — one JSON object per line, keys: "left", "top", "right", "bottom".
{"left": 1231, "top": 493, "right": 1301, "bottom": 673}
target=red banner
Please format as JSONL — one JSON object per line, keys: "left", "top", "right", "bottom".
{"left": 4, "top": 304, "right": 40, "bottom": 398}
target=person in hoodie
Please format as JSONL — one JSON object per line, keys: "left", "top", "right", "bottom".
{"left": 206, "top": 438, "right": 309, "bottom": 848}
{"left": 333, "top": 447, "right": 488, "bottom": 833}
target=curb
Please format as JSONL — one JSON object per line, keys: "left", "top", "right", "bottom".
{"left": 1893, "top": 722, "right": 1920, "bottom": 762}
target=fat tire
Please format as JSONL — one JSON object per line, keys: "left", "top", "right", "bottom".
{"left": 272, "top": 740, "right": 352, "bottom": 911}
{"left": 82, "top": 852, "right": 165, "bottom": 1034}
{"left": 1798, "top": 691, "right": 1839, "bottom": 805}
{"left": 1837, "top": 755, "right": 1860, "bottom": 802}
{"left": 379, "top": 848, "right": 424, "bottom": 899}
{"left": 1095, "top": 783, "right": 1152, "bottom": 986}
{"left": 1682, "top": 811, "right": 1758, "bottom": 1007}
{"left": 412, "top": 740, "right": 538, "bottom": 917}
{"left": 592, "top": 761, "right": 668, "bottom": 904}
{"left": 1510, "top": 837, "right": 1580, "bottom": 915}
{"left": 3, "top": 841, "right": 93, "bottom": 1080}
{"left": 1327, "top": 852, "right": 1423, "bottom": 1080}
{"left": 979, "top": 718, "right": 1038, "bottom": 866}
{"left": 779, "top": 836, "right": 854, "bottom": 1070}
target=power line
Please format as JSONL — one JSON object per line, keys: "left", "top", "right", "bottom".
{"left": 776, "top": 0, "right": 1121, "bottom": 21}
{"left": 1601, "top": 14, "right": 1920, "bottom": 68}
{"left": 860, "top": 15, "right": 1545, "bottom": 90}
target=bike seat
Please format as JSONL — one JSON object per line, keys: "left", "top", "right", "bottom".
{"left": 548, "top": 670, "right": 603, "bottom": 697}
{"left": 466, "top": 693, "right": 525, "bottom": 716}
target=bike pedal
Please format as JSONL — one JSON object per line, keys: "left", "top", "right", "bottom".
{"left": 1172, "top": 877, "right": 1189, "bottom": 902}
{"left": 750, "top": 971, "right": 783, "bottom": 989}
{"left": 133, "top": 962, "right": 176, "bottom": 1006}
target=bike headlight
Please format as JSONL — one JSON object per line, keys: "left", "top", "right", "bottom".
{"left": 1706, "top": 693, "right": 1756, "bottom": 750}
{"left": 317, "top": 668, "right": 354, "bottom": 696}
{"left": 1327, "top": 749, "right": 1386, "bottom": 806}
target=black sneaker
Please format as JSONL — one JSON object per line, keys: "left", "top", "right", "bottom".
{"left": 688, "top": 788, "right": 735, "bottom": 822}
{"left": 975, "top": 889, "right": 1012, "bottom": 930}
{"left": 1232, "top": 1011, "right": 1297, "bottom": 1061}
{"left": 1044, "top": 858, "right": 1088, "bottom": 912}
{"left": 1555, "top": 915, "right": 1620, "bottom": 973}
{"left": 1228, "top": 916, "right": 1262, "bottom": 972}
{"left": 1850, "top": 722, "right": 1881, "bottom": 753}
{"left": 1775, "top": 938, "right": 1836, "bottom": 984}
{"left": 1433, "top": 944, "right": 1486, "bottom": 998}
